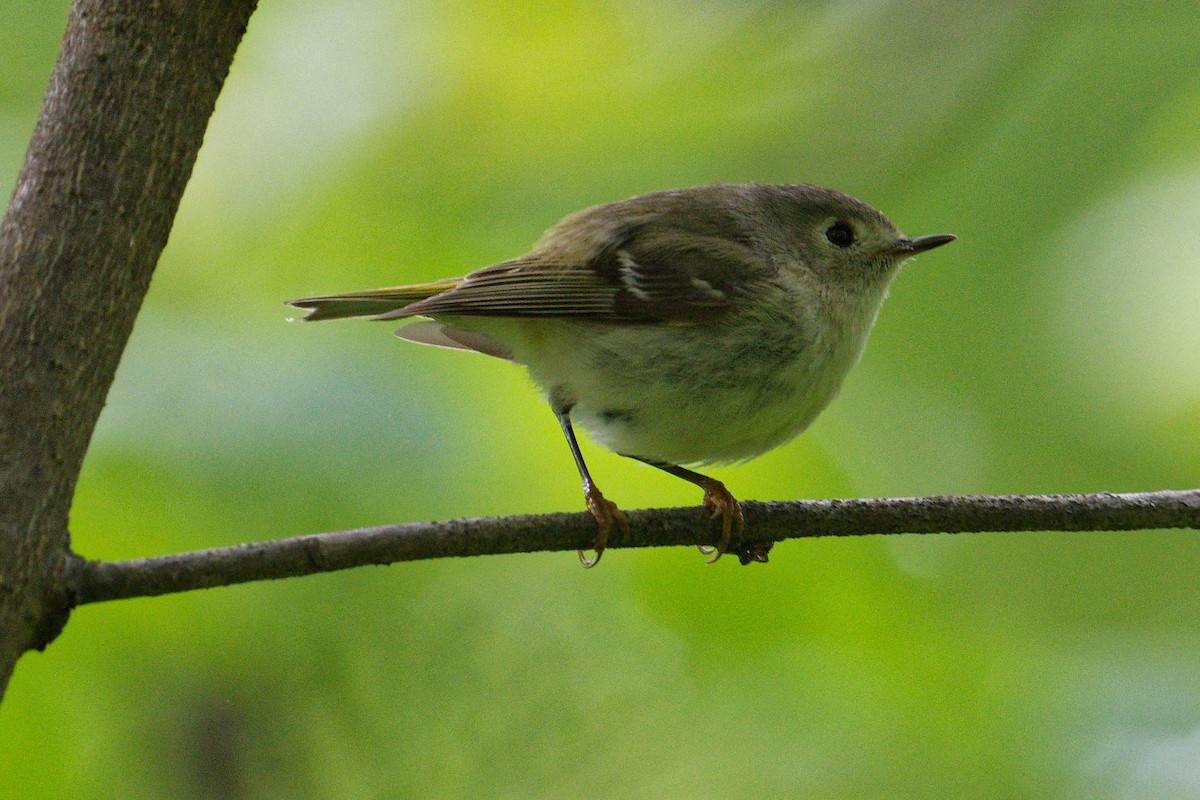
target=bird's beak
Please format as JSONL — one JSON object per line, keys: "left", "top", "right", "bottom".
{"left": 883, "top": 233, "right": 956, "bottom": 257}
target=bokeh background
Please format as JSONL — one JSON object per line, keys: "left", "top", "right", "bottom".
{"left": 3, "top": 1, "right": 1200, "bottom": 797}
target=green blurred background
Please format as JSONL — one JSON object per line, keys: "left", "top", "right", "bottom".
{"left": 3, "top": 1, "right": 1200, "bottom": 797}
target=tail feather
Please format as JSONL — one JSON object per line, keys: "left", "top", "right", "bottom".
{"left": 286, "top": 278, "right": 462, "bottom": 321}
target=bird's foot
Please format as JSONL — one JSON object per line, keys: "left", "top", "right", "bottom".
{"left": 696, "top": 479, "right": 744, "bottom": 564}
{"left": 579, "top": 486, "right": 628, "bottom": 568}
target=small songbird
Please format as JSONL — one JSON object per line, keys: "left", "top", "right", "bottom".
{"left": 287, "top": 183, "right": 954, "bottom": 566}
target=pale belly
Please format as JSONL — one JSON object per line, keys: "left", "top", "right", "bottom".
{"left": 503, "top": 311, "right": 868, "bottom": 466}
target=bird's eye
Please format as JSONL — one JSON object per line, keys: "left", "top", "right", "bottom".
{"left": 825, "top": 222, "right": 855, "bottom": 248}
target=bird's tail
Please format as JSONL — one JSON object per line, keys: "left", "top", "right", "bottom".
{"left": 285, "top": 278, "right": 463, "bottom": 321}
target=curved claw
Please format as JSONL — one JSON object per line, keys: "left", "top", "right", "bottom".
{"left": 700, "top": 481, "right": 744, "bottom": 564}
{"left": 579, "top": 487, "right": 627, "bottom": 569}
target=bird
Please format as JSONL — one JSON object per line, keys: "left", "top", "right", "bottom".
{"left": 287, "top": 182, "right": 954, "bottom": 567}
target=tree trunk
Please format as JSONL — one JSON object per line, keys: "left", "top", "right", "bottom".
{"left": 0, "top": 0, "right": 258, "bottom": 698}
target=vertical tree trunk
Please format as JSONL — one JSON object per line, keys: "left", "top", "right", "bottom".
{"left": 0, "top": 0, "right": 258, "bottom": 698}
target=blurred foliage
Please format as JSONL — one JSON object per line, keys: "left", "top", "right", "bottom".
{"left": 3, "top": 1, "right": 1200, "bottom": 797}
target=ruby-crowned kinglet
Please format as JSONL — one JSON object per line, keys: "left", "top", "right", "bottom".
{"left": 288, "top": 183, "right": 954, "bottom": 566}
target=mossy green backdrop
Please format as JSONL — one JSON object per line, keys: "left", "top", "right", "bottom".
{"left": 3, "top": 2, "right": 1200, "bottom": 797}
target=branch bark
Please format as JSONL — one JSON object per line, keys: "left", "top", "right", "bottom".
{"left": 70, "top": 489, "right": 1200, "bottom": 604}
{"left": 1, "top": 0, "right": 1196, "bottom": 719}
{"left": 0, "top": 1, "right": 258, "bottom": 697}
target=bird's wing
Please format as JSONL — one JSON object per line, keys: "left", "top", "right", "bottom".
{"left": 390, "top": 217, "right": 775, "bottom": 324}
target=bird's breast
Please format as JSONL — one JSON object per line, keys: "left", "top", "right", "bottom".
{"left": 549, "top": 307, "right": 864, "bottom": 465}
{"left": 454, "top": 280, "right": 887, "bottom": 466}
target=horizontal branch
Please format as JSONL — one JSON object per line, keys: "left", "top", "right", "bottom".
{"left": 69, "top": 489, "right": 1200, "bottom": 604}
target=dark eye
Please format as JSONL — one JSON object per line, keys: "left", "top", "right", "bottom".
{"left": 825, "top": 222, "right": 855, "bottom": 248}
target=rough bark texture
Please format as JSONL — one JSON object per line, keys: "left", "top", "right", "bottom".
{"left": 0, "top": 0, "right": 1195, "bottom": 716}
{"left": 0, "top": 0, "right": 257, "bottom": 697}
{"left": 70, "top": 489, "right": 1200, "bottom": 604}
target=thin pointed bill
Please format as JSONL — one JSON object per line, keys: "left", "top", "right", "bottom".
{"left": 882, "top": 233, "right": 956, "bottom": 257}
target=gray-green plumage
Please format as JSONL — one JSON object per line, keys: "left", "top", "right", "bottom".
{"left": 287, "top": 183, "right": 954, "bottom": 565}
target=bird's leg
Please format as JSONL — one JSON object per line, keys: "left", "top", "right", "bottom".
{"left": 555, "top": 406, "right": 627, "bottom": 568}
{"left": 633, "top": 459, "right": 745, "bottom": 564}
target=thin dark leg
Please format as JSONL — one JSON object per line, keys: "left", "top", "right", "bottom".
{"left": 556, "top": 407, "right": 627, "bottom": 567}
{"left": 631, "top": 457, "right": 747, "bottom": 564}
{"left": 557, "top": 408, "right": 596, "bottom": 494}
